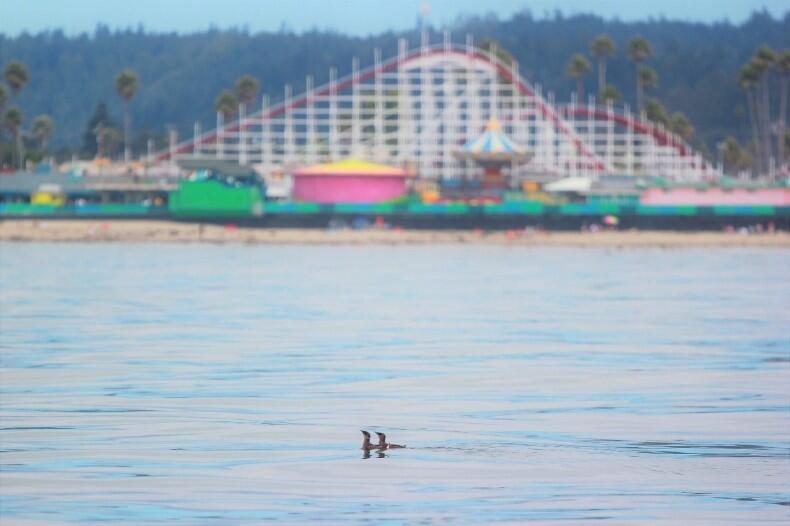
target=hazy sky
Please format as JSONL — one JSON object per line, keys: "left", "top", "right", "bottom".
{"left": 1, "top": 0, "right": 786, "bottom": 36}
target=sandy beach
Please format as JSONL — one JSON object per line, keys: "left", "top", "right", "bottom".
{"left": 0, "top": 219, "right": 788, "bottom": 247}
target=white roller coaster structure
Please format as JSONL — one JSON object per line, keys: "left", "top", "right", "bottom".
{"left": 160, "top": 33, "right": 718, "bottom": 182}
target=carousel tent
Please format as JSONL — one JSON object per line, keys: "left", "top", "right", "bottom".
{"left": 454, "top": 119, "right": 532, "bottom": 167}
{"left": 453, "top": 119, "right": 532, "bottom": 189}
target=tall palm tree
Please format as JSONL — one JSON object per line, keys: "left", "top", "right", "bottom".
{"left": 0, "top": 84, "right": 6, "bottom": 142}
{"left": 721, "top": 136, "right": 751, "bottom": 175}
{"left": 751, "top": 48, "right": 776, "bottom": 172}
{"left": 3, "top": 61, "right": 28, "bottom": 96}
{"left": 566, "top": 54, "right": 592, "bottom": 104}
{"left": 637, "top": 66, "right": 658, "bottom": 111}
{"left": 4, "top": 107, "right": 23, "bottom": 169}
{"left": 738, "top": 62, "right": 762, "bottom": 174}
{"left": 2, "top": 63, "right": 27, "bottom": 157}
{"left": 590, "top": 34, "right": 616, "bottom": 95}
{"left": 776, "top": 50, "right": 789, "bottom": 163}
{"left": 599, "top": 84, "right": 621, "bottom": 104}
{"left": 234, "top": 75, "right": 260, "bottom": 111}
{"left": 215, "top": 90, "right": 239, "bottom": 122}
{"left": 32, "top": 115, "right": 54, "bottom": 154}
{"left": 114, "top": 68, "right": 138, "bottom": 162}
{"left": 627, "top": 37, "right": 652, "bottom": 111}
{"left": 668, "top": 112, "right": 693, "bottom": 141}
{"left": 643, "top": 99, "right": 668, "bottom": 127}
{"left": 3, "top": 66, "right": 26, "bottom": 167}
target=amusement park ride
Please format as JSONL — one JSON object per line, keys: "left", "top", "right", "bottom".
{"left": 159, "top": 32, "right": 717, "bottom": 183}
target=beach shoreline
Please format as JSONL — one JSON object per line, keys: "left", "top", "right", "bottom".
{"left": 1, "top": 219, "right": 788, "bottom": 247}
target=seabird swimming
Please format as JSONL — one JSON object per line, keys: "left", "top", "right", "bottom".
{"left": 360, "top": 430, "right": 377, "bottom": 450}
{"left": 375, "top": 432, "right": 405, "bottom": 449}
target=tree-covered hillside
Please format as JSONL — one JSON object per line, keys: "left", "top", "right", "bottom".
{"left": 0, "top": 9, "right": 787, "bottom": 159}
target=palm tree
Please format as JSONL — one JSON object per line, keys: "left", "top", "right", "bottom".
{"left": 776, "top": 50, "right": 789, "bottom": 163}
{"left": 4, "top": 107, "right": 23, "bottom": 168}
{"left": 721, "top": 136, "right": 751, "bottom": 175}
{"left": 738, "top": 63, "right": 761, "bottom": 173}
{"left": 3, "top": 61, "right": 28, "bottom": 96}
{"left": 668, "top": 112, "right": 693, "bottom": 141}
{"left": 637, "top": 66, "right": 658, "bottom": 113}
{"left": 599, "top": 84, "right": 621, "bottom": 104}
{"left": 627, "top": 37, "right": 652, "bottom": 111}
{"left": 590, "top": 34, "right": 616, "bottom": 95}
{"left": 215, "top": 89, "right": 239, "bottom": 122}
{"left": 114, "top": 68, "right": 138, "bottom": 162}
{"left": 3, "top": 68, "right": 26, "bottom": 167}
{"left": 0, "top": 84, "right": 6, "bottom": 142}
{"left": 2, "top": 64, "right": 26, "bottom": 161}
{"left": 643, "top": 99, "right": 668, "bottom": 127}
{"left": 234, "top": 75, "right": 260, "bottom": 111}
{"left": 32, "top": 115, "right": 54, "bottom": 154}
{"left": 751, "top": 49, "right": 776, "bottom": 172}
{"left": 566, "top": 54, "right": 592, "bottom": 104}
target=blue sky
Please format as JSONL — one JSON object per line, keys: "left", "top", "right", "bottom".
{"left": 1, "top": 0, "right": 786, "bottom": 36}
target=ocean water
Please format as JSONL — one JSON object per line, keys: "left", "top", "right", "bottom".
{"left": 0, "top": 243, "right": 788, "bottom": 524}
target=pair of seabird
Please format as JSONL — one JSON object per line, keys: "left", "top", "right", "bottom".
{"left": 361, "top": 430, "right": 405, "bottom": 450}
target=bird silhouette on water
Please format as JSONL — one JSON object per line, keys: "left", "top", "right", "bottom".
{"left": 360, "top": 430, "right": 376, "bottom": 451}
{"left": 360, "top": 430, "right": 406, "bottom": 458}
{"left": 375, "top": 432, "right": 405, "bottom": 450}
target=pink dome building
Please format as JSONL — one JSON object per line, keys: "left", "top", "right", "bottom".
{"left": 292, "top": 159, "right": 413, "bottom": 204}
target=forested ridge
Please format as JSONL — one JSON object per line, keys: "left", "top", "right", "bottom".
{"left": 0, "top": 9, "right": 788, "bottom": 161}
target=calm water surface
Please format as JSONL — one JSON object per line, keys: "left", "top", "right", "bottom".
{"left": 0, "top": 243, "right": 788, "bottom": 524}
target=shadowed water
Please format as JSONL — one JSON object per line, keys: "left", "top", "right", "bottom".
{"left": 1, "top": 243, "right": 788, "bottom": 524}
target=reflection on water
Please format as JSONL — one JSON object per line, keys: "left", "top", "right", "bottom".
{"left": 362, "top": 450, "right": 387, "bottom": 460}
{"left": 1, "top": 244, "right": 788, "bottom": 524}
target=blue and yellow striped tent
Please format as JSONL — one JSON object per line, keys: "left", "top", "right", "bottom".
{"left": 454, "top": 119, "right": 532, "bottom": 167}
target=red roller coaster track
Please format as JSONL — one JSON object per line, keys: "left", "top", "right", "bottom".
{"left": 157, "top": 44, "right": 701, "bottom": 173}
